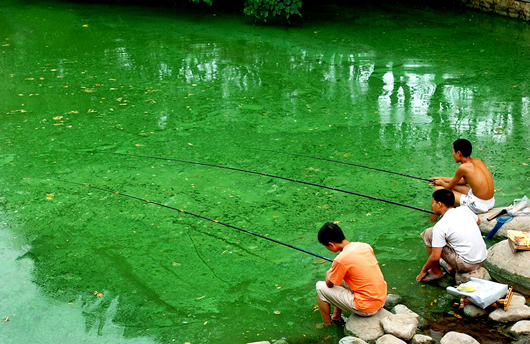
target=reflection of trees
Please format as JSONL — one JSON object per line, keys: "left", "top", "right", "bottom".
{"left": 4, "top": 5, "right": 528, "bottom": 148}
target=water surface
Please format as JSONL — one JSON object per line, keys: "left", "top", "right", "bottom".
{"left": 1, "top": 1, "right": 529, "bottom": 343}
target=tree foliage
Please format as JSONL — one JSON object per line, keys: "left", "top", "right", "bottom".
{"left": 190, "top": 0, "right": 303, "bottom": 21}
{"left": 243, "top": 0, "right": 303, "bottom": 21}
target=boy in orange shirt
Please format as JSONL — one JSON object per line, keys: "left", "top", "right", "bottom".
{"left": 316, "top": 222, "right": 387, "bottom": 327}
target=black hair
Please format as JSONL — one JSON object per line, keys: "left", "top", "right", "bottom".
{"left": 433, "top": 189, "right": 455, "bottom": 207}
{"left": 453, "top": 139, "right": 472, "bottom": 157}
{"left": 318, "top": 222, "right": 346, "bottom": 246}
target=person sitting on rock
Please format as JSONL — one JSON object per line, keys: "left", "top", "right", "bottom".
{"left": 316, "top": 222, "right": 387, "bottom": 326}
{"left": 429, "top": 138, "right": 495, "bottom": 222}
{"left": 417, "top": 189, "right": 488, "bottom": 282}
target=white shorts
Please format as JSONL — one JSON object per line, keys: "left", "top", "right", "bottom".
{"left": 316, "top": 281, "right": 377, "bottom": 316}
{"left": 460, "top": 189, "right": 495, "bottom": 214}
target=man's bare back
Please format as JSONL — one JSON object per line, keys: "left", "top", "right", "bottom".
{"left": 429, "top": 139, "right": 495, "bottom": 219}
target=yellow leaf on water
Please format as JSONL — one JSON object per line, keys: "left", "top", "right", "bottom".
{"left": 82, "top": 24, "right": 89, "bottom": 28}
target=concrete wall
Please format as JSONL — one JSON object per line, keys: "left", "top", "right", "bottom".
{"left": 460, "top": 0, "right": 530, "bottom": 21}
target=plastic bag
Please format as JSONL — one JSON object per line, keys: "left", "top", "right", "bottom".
{"left": 446, "top": 277, "right": 508, "bottom": 309}
{"left": 507, "top": 195, "right": 530, "bottom": 217}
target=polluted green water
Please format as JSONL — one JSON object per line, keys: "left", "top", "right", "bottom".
{"left": 1, "top": 0, "right": 529, "bottom": 343}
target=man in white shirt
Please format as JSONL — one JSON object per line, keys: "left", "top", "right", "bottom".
{"left": 417, "top": 189, "right": 487, "bottom": 282}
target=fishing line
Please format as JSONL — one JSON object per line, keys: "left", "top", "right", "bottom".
{"left": 67, "top": 181, "right": 333, "bottom": 262}
{"left": 108, "top": 152, "right": 434, "bottom": 214}
{"left": 253, "top": 148, "right": 432, "bottom": 182}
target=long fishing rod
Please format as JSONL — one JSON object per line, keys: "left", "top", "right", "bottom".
{"left": 68, "top": 181, "right": 333, "bottom": 262}
{"left": 109, "top": 152, "right": 434, "bottom": 214}
{"left": 254, "top": 148, "right": 432, "bottom": 182}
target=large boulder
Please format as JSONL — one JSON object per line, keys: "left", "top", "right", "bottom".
{"left": 375, "top": 334, "right": 407, "bottom": 344}
{"left": 440, "top": 331, "right": 480, "bottom": 344}
{"left": 489, "top": 293, "right": 530, "bottom": 322}
{"left": 478, "top": 208, "right": 530, "bottom": 238}
{"left": 339, "top": 337, "right": 369, "bottom": 344}
{"left": 455, "top": 266, "right": 491, "bottom": 284}
{"left": 380, "top": 313, "right": 418, "bottom": 341}
{"left": 345, "top": 308, "right": 392, "bottom": 342}
{"left": 484, "top": 240, "right": 530, "bottom": 295}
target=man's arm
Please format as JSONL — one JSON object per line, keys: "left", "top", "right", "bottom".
{"left": 325, "top": 269, "right": 334, "bottom": 288}
{"left": 430, "top": 165, "right": 468, "bottom": 189}
{"left": 416, "top": 247, "right": 443, "bottom": 281}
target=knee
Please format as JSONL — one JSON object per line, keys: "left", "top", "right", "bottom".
{"left": 316, "top": 281, "right": 326, "bottom": 291}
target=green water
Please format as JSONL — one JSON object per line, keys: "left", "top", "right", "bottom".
{"left": 1, "top": 1, "right": 529, "bottom": 343}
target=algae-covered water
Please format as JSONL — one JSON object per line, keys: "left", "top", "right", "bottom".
{"left": 1, "top": 1, "right": 529, "bottom": 343}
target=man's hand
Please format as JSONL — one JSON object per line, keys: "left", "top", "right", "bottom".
{"left": 416, "top": 271, "right": 427, "bottom": 282}
{"left": 429, "top": 177, "right": 442, "bottom": 187}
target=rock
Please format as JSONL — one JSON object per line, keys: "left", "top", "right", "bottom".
{"left": 509, "top": 320, "right": 530, "bottom": 336}
{"left": 463, "top": 304, "right": 488, "bottom": 318}
{"left": 385, "top": 294, "right": 402, "bottom": 309}
{"left": 339, "top": 336, "right": 368, "bottom": 344}
{"left": 484, "top": 240, "right": 530, "bottom": 295}
{"left": 478, "top": 208, "right": 530, "bottom": 238}
{"left": 375, "top": 334, "right": 407, "bottom": 344}
{"left": 455, "top": 266, "right": 491, "bottom": 284}
{"left": 247, "top": 342, "right": 271, "bottom": 344}
{"left": 489, "top": 293, "right": 530, "bottom": 322}
{"left": 345, "top": 308, "right": 392, "bottom": 342}
{"left": 411, "top": 334, "right": 436, "bottom": 344}
{"left": 439, "top": 331, "right": 480, "bottom": 344}
{"left": 272, "top": 340, "right": 288, "bottom": 344}
{"left": 392, "top": 304, "right": 421, "bottom": 321}
{"left": 380, "top": 313, "right": 418, "bottom": 341}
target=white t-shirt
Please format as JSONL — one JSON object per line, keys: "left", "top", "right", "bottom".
{"left": 432, "top": 207, "right": 487, "bottom": 264}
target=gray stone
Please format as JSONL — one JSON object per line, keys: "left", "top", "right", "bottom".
{"left": 478, "top": 208, "right": 530, "bottom": 238}
{"left": 455, "top": 266, "right": 491, "bottom": 284}
{"left": 489, "top": 294, "right": 530, "bottom": 322}
{"left": 246, "top": 342, "right": 271, "bottom": 344}
{"left": 440, "top": 331, "right": 480, "bottom": 344}
{"left": 392, "top": 304, "right": 421, "bottom": 321}
{"left": 484, "top": 240, "right": 530, "bottom": 295}
{"left": 463, "top": 304, "right": 489, "bottom": 318}
{"left": 411, "top": 334, "right": 436, "bottom": 344}
{"left": 385, "top": 294, "right": 402, "bottom": 309}
{"left": 375, "top": 334, "right": 407, "bottom": 344}
{"left": 339, "top": 336, "right": 368, "bottom": 344}
{"left": 380, "top": 313, "right": 418, "bottom": 341}
{"left": 345, "top": 308, "right": 392, "bottom": 342}
{"left": 509, "top": 320, "right": 530, "bottom": 336}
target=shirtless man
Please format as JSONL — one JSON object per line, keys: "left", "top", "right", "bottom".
{"left": 429, "top": 139, "right": 495, "bottom": 221}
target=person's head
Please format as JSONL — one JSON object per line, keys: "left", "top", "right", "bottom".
{"left": 432, "top": 188, "right": 455, "bottom": 213}
{"left": 453, "top": 139, "right": 472, "bottom": 158}
{"left": 318, "top": 222, "right": 346, "bottom": 250}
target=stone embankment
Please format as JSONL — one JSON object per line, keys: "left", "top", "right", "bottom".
{"left": 247, "top": 292, "right": 530, "bottom": 344}
{"left": 459, "top": 0, "right": 530, "bottom": 21}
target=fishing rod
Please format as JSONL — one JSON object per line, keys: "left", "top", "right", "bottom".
{"left": 253, "top": 148, "right": 432, "bottom": 182}
{"left": 108, "top": 152, "right": 434, "bottom": 214}
{"left": 67, "top": 181, "right": 333, "bottom": 262}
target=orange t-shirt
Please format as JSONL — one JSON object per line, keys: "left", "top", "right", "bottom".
{"left": 328, "top": 242, "right": 387, "bottom": 313}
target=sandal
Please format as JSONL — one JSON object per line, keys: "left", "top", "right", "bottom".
{"left": 331, "top": 315, "right": 347, "bottom": 325}
{"left": 439, "top": 258, "right": 454, "bottom": 274}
